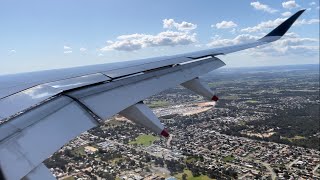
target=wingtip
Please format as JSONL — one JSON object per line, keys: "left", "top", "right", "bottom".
{"left": 299, "top": 9, "right": 306, "bottom": 12}
{"left": 296, "top": 9, "right": 306, "bottom": 15}
{"left": 264, "top": 9, "right": 305, "bottom": 38}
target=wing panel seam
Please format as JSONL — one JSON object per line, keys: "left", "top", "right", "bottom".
{"left": 63, "top": 94, "right": 102, "bottom": 125}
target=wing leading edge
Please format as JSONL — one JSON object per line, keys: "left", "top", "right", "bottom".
{"left": 0, "top": 10, "right": 305, "bottom": 180}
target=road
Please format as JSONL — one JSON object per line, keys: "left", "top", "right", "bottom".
{"left": 287, "top": 158, "right": 299, "bottom": 168}
{"left": 260, "top": 161, "right": 277, "bottom": 180}
{"left": 313, "top": 164, "right": 320, "bottom": 176}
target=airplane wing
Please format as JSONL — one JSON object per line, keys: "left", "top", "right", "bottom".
{"left": 0, "top": 10, "right": 304, "bottom": 180}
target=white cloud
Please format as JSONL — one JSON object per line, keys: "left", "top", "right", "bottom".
{"left": 241, "top": 18, "right": 287, "bottom": 33}
{"left": 163, "top": 19, "right": 197, "bottom": 31}
{"left": 9, "top": 49, "right": 16, "bottom": 53}
{"left": 117, "top": 34, "right": 147, "bottom": 40}
{"left": 80, "top": 48, "right": 87, "bottom": 52}
{"left": 250, "top": 1, "right": 278, "bottom": 13}
{"left": 207, "top": 33, "right": 318, "bottom": 57}
{"left": 230, "top": 28, "right": 237, "bottom": 34}
{"left": 214, "top": 21, "right": 238, "bottom": 29}
{"left": 295, "top": 19, "right": 320, "bottom": 25}
{"left": 163, "top": 19, "right": 175, "bottom": 29}
{"left": 64, "top": 51, "right": 72, "bottom": 54}
{"left": 309, "top": 2, "right": 316, "bottom": 6}
{"left": 102, "top": 40, "right": 142, "bottom": 51}
{"left": 64, "top": 45, "right": 72, "bottom": 50}
{"left": 207, "top": 34, "right": 259, "bottom": 47}
{"left": 101, "top": 31, "right": 197, "bottom": 51}
{"left": 101, "top": 18, "right": 197, "bottom": 51}
{"left": 256, "top": 35, "right": 318, "bottom": 56}
{"left": 241, "top": 17, "right": 320, "bottom": 33}
{"left": 282, "top": 1, "right": 299, "bottom": 9}
{"left": 281, "top": 11, "right": 292, "bottom": 17}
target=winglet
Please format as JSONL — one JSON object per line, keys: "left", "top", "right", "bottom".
{"left": 264, "top": 9, "right": 305, "bottom": 37}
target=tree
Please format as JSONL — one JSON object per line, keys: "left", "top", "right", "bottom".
{"left": 182, "top": 173, "right": 188, "bottom": 180}
{"left": 100, "top": 172, "right": 115, "bottom": 180}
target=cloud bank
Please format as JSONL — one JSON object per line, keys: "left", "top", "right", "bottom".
{"left": 101, "top": 19, "right": 197, "bottom": 51}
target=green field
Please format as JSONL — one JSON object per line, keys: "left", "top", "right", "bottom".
{"left": 175, "top": 169, "right": 212, "bottom": 180}
{"left": 282, "top": 135, "right": 306, "bottom": 142}
{"left": 186, "top": 157, "right": 197, "bottom": 163}
{"left": 185, "top": 156, "right": 203, "bottom": 163}
{"left": 62, "top": 176, "right": 75, "bottom": 180}
{"left": 129, "top": 134, "right": 159, "bottom": 146}
{"left": 223, "top": 155, "right": 235, "bottom": 162}
{"left": 238, "top": 121, "right": 246, "bottom": 126}
{"left": 71, "top": 146, "right": 86, "bottom": 156}
{"left": 148, "top": 100, "right": 169, "bottom": 108}
{"left": 111, "top": 157, "right": 124, "bottom": 165}
{"left": 246, "top": 100, "right": 260, "bottom": 103}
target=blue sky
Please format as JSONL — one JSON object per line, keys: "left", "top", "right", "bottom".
{"left": 0, "top": 0, "right": 319, "bottom": 74}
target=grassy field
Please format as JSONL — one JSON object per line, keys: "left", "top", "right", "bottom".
{"left": 129, "top": 134, "right": 159, "bottom": 146}
{"left": 111, "top": 157, "right": 124, "bottom": 165}
{"left": 223, "top": 155, "right": 235, "bottom": 162}
{"left": 185, "top": 156, "right": 202, "bottom": 163}
{"left": 239, "top": 121, "right": 246, "bottom": 126}
{"left": 246, "top": 100, "right": 260, "bottom": 103}
{"left": 186, "top": 157, "right": 196, "bottom": 163}
{"left": 282, "top": 135, "right": 306, "bottom": 142}
{"left": 147, "top": 100, "right": 169, "bottom": 108}
{"left": 62, "top": 176, "right": 75, "bottom": 180}
{"left": 71, "top": 146, "right": 86, "bottom": 156}
{"left": 175, "top": 169, "right": 212, "bottom": 180}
